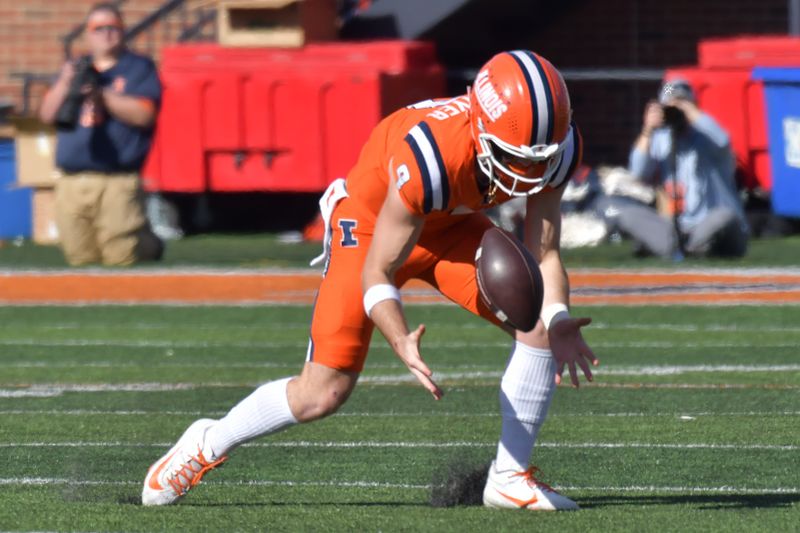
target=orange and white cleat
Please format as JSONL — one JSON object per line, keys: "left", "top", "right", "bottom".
{"left": 142, "top": 418, "right": 227, "bottom": 506}
{"left": 483, "top": 461, "right": 579, "bottom": 511}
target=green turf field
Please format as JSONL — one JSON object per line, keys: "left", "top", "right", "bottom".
{"left": 2, "top": 233, "right": 800, "bottom": 269}
{"left": 0, "top": 304, "right": 798, "bottom": 532}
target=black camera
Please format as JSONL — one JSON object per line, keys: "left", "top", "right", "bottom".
{"left": 54, "top": 56, "right": 99, "bottom": 130}
{"left": 662, "top": 104, "right": 686, "bottom": 129}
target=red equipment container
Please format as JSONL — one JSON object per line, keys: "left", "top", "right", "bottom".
{"left": 142, "top": 41, "right": 445, "bottom": 193}
{"left": 664, "top": 66, "right": 769, "bottom": 191}
{"left": 699, "top": 36, "right": 800, "bottom": 69}
{"left": 664, "top": 36, "right": 800, "bottom": 192}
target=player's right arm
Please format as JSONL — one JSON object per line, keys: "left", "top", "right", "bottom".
{"left": 362, "top": 117, "right": 454, "bottom": 399}
{"left": 362, "top": 180, "right": 443, "bottom": 399}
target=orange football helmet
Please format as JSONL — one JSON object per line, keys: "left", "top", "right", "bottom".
{"left": 469, "top": 51, "right": 573, "bottom": 196}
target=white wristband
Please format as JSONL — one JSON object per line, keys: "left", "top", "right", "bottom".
{"left": 363, "top": 284, "right": 401, "bottom": 317}
{"left": 541, "top": 303, "right": 570, "bottom": 331}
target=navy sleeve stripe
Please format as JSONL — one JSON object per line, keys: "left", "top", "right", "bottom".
{"left": 404, "top": 129, "right": 433, "bottom": 213}
{"left": 418, "top": 121, "right": 450, "bottom": 211}
{"left": 404, "top": 122, "right": 449, "bottom": 212}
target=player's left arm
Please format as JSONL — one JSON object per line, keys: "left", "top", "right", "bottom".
{"left": 519, "top": 185, "right": 599, "bottom": 387}
{"left": 362, "top": 180, "right": 442, "bottom": 400}
{"left": 101, "top": 58, "right": 160, "bottom": 128}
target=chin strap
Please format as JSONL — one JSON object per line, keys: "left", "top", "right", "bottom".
{"left": 486, "top": 179, "right": 499, "bottom": 204}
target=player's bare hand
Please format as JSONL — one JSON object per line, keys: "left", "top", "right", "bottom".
{"left": 548, "top": 317, "right": 599, "bottom": 388}
{"left": 394, "top": 324, "right": 443, "bottom": 400}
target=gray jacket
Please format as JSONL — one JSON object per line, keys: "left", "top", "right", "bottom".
{"left": 629, "top": 113, "right": 747, "bottom": 233}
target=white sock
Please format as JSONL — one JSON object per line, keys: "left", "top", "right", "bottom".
{"left": 494, "top": 342, "right": 557, "bottom": 472}
{"left": 204, "top": 377, "right": 298, "bottom": 458}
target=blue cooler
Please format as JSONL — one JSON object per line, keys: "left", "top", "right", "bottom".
{"left": 0, "top": 139, "right": 32, "bottom": 238}
{"left": 752, "top": 67, "right": 800, "bottom": 218}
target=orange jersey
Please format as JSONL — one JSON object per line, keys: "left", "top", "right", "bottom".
{"left": 343, "top": 95, "right": 583, "bottom": 232}
{"left": 307, "top": 96, "right": 583, "bottom": 373}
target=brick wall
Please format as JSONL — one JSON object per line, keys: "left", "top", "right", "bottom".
{"left": 0, "top": 0, "right": 195, "bottom": 114}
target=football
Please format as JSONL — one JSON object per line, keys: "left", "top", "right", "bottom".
{"left": 475, "top": 226, "right": 544, "bottom": 332}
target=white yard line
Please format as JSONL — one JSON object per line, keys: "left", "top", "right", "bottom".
{"left": 0, "top": 409, "right": 220, "bottom": 416}
{"left": 3, "top": 266, "right": 800, "bottom": 276}
{"left": 2, "top": 321, "right": 800, "bottom": 333}
{"left": 0, "top": 268, "right": 325, "bottom": 276}
{"left": 2, "top": 361, "right": 303, "bottom": 369}
{"left": 599, "top": 364, "right": 800, "bottom": 375}
{"left": 0, "top": 477, "right": 429, "bottom": 489}
{"left": 1, "top": 409, "right": 798, "bottom": 417}
{"left": 590, "top": 322, "right": 800, "bottom": 333}
{"left": 0, "top": 477, "right": 798, "bottom": 494}
{"left": 0, "top": 322, "right": 314, "bottom": 331}
{"left": 0, "top": 383, "right": 211, "bottom": 397}
{"left": 555, "top": 485, "right": 800, "bottom": 494}
{"left": 0, "top": 300, "right": 315, "bottom": 307}
{"left": 0, "top": 338, "right": 798, "bottom": 349}
{"left": 3, "top": 362, "right": 800, "bottom": 375}
{"left": 1, "top": 441, "right": 796, "bottom": 451}
{"left": 588, "top": 383, "right": 800, "bottom": 389}
{"left": 0, "top": 339, "right": 312, "bottom": 349}
{"left": 3, "top": 368, "right": 800, "bottom": 398}
{"left": 593, "top": 342, "right": 800, "bottom": 349}
{"left": 361, "top": 366, "right": 800, "bottom": 382}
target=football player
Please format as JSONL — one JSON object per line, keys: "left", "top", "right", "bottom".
{"left": 143, "top": 50, "right": 598, "bottom": 510}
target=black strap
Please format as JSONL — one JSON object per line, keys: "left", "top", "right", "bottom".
{"left": 669, "top": 127, "right": 686, "bottom": 256}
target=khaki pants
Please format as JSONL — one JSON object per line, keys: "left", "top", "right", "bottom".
{"left": 54, "top": 172, "right": 163, "bottom": 266}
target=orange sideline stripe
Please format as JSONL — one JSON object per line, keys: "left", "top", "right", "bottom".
{"left": 0, "top": 271, "right": 798, "bottom": 305}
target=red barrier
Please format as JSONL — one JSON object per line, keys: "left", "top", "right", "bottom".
{"left": 665, "top": 67, "right": 769, "bottom": 191}
{"left": 142, "top": 41, "right": 445, "bottom": 193}
{"left": 699, "top": 36, "right": 800, "bottom": 69}
{"left": 664, "top": 36, "right": 800, "bottom": 192}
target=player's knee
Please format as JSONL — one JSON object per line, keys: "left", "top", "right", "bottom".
{"left": 293, "top": 386, "right": 349, "bottom": 422}
{"left": 289, "top": 362, "right": 358, "bottom": 422}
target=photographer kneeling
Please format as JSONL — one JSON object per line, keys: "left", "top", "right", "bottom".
{"left": 39, "top": 2, "right": 163, "bottom": 266}
{"left": 611, "top": 80, "right": 748, "bottom": 259}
